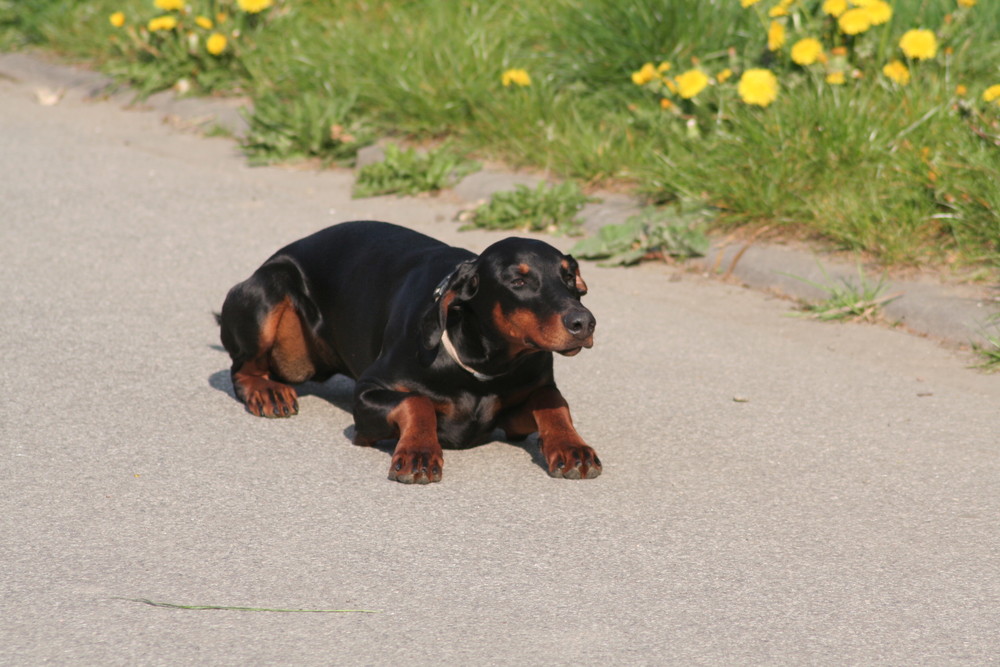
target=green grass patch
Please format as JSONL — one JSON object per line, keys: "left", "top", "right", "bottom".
{"left": 242, "top": 89, "right": 372, "bottom": 166}
{"left": 461, "top": 181, "right": 596, "bottom": 235}
{"left": 973, "top": 310, "right": 1000, "bottom": 371}
{"left": 571, "top": 205, "right": 711, "bottom": 266}
{"left": 972, "top": 334, "right": 1000, "bottom": 372}
{"left": 353, "top": 144, "right": 479, "bottom": 198}
{"left": 6, "top": 0, "right": 1000, "bottom": 274}
{"left": 786, "top": 263, "right": 901, "bottom": 323}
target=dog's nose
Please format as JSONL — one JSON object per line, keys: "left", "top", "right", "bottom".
{"left": 562, "top": 308, "right": 596, "bottom": 339}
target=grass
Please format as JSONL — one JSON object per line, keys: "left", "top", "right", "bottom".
{"left": 973, "top": 310, "right": 1000, "bottom": 371}
{"left": 461, "top": 181, "right": 596, "bottom": 235}
{"left": 4, "top": 0, "right": 1000, "bottom": 274}
{"left": 786, "top": 263, "right": 901, "bottom": 323}
{"left": 570, "top": 205, "right": 711, "bottom": 266}
{"left": 242, "top": 89, "right": 372, "bottom": 166}
{"left": 353, "top": 144, "right": 479, "bottom": 198}
{"left": 973, "top": 335, "right": 1000, "bottom": 371}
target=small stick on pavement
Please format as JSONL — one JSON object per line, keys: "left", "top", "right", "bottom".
{"left": 114, "top": 597, "right": 381, "bottom": 613}
{"left": 722, "top": 225, "right": 772, "bottom": 280}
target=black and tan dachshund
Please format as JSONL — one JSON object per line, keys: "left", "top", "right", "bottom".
{"left": 217, "top": 221, "right": 600, "bottom": 483}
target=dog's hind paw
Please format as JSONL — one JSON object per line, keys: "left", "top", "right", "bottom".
{"left": 238, "top": 377, "right": 299, "bottom": 418}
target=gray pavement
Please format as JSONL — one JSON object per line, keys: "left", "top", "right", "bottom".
{"left": 2, "top": 53, "right": 1000, "bottom": 665}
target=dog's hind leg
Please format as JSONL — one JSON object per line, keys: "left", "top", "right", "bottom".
{"left": 218, "top": 260, "right": 320, "bottom": 418}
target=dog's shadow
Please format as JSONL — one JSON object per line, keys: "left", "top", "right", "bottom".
{"left": 207, "top": 362, "right": 546, "bottom": 470}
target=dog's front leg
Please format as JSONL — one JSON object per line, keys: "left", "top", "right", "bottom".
{"left": 354, "top": 384, "right": 443, "bottom": 484}
{"left": 500, "top": 385, "right": 602, "bottom": 480}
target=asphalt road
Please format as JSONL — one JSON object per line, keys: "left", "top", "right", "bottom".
{"left": 2, "top": 62, "right": 999, "bottom": 665}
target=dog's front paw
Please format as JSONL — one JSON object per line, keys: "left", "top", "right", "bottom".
{"left": 541, "top": 439, "right": 602, "bottom": 479}
{"left": 388, "top": 445, "right": 443, "bottom": 484}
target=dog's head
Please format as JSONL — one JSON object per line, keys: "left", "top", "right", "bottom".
{"left": 421, "top": 238, "right": 594, "bottom": 362}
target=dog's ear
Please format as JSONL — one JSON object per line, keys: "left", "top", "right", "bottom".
{"left": 564, "top": 255, "right": 588, "bottom": 296}
{"left": 420, "top": 259, "right": 479, "bottom": 351}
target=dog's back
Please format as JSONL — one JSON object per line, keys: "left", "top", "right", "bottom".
{"left": 223, "top": 221, "right": 472, "bottom": 381}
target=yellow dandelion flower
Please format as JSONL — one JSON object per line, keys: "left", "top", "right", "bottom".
{"left": 237, "top": 0, "right": 273, "bottom": 13}
{"left": 738, "top": 68, "right": 779, "bottom": 107}
{"left": 206, "top": 32, "right": 227, "bottom": 55}
{"left": 109, "top": 11, "right": 126, "bottom": 28}
{"left": 955, "top": 84, "right": 967, "bottom": 96}
{"left": 631, "top": 63, "right": 658, "bottom": 86}
{"left": 741, "top": 0, "right": 763, "bottom": 7}
{"left": 900, "top": 29, "right": 938, "bottom": 60}
{"left": 657, "top": 62, "right": 672, "bottom": 74}
{"left": 826, "top": 71, "right": 846, "bottom": 85}
{"left": 154, "top": 0, "right": 184, "bottom": 11}
{"left": 822, "top": 0, "right": 848, "bottom": 17}
{"left": 660, "top": 98, "right": 675, "bottom": 110}
{"left": 839, "top": 8, "right": 872, "bottom": 34}
{"left": 957, "top": 0, "right": 976, "bottom": 7}
{"left": 502, "top": 68, "right": 531, "bottom": 87}
{"left": 882, "top": 60, "right": 910, "bottom": 85}
{"left": 147, "top": 15, "right": 178, "bottom": 31}
{"left": 791, "top": 38, "right": 823, "bottom": 66}
{"left": 717, "top": 68, "right": 733, "bottom": 84}
{"left": 863, "top": 0, "right": 892, "bottom": 25}
{"left": 769, "top": 5, "right": 789, "bottom": 17}
{"left": 768, "top": 21, "right": 786, "bottom": 51}
{"left": 675, "top": 69, "right": 709, "bottom": 99}
{"left": 195, "top": 15, "right": 213, "bottom": 29}
{"left": 983, "top": 84, "right": 1000, "bottom": 105}
{"left": 216, "top": 12, "right": 228, "bottom": 23}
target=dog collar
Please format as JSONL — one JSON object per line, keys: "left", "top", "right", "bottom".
{"left": 440, "top": 330, "right": 496, "bottom": 382}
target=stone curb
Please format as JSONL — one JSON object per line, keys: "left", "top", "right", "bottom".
{"left": 3, "top": 50, "right": 996, "bottom": 348}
